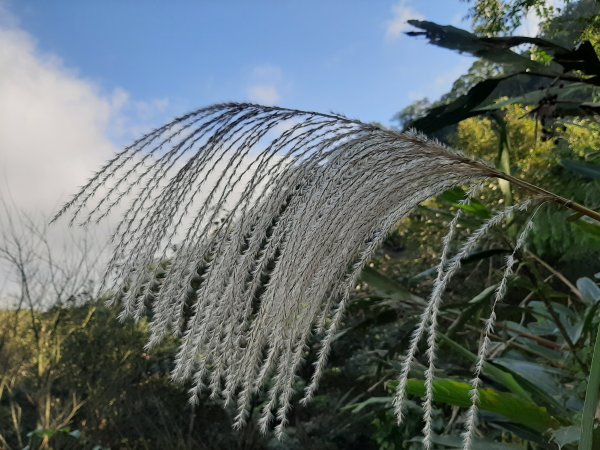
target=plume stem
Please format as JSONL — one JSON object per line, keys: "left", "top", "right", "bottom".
{"left": 492, "top": 170, "right": 600, "bottom": 222}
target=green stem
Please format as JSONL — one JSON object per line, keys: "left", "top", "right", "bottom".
{"left": 492, "top": 114, "right": 513, "bottom": 208}
{"left": 580, "top": 323, "right": 600, "bottom": 450}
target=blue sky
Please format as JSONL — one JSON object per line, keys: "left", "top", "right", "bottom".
{"left": 0, "top": 0, "right": 486, "bottom": 219}
{"left": 6, "top": 0, "right": 475, "bottom": 130}
{"left": 0, "top": 1, "right": 545, "bottom": 300}
{"left": 1, "top": 0, "right": 483, "bottom": 219}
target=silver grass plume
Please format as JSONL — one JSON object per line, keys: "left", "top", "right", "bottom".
{"left": 461, "top": 207, "right": 540, "bottom": 450}
{"left": 52, "top": 103, "right": 594, "bottom": 444}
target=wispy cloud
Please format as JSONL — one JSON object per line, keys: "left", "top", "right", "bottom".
{"left": 385, "top": 0, "right": 424, "bottom": 41}
{"left": 247, "top": 84, "right": 281, "bottom": 105}
{"left": 246, "top": 64, "right": 284, "bottom": 105}
{"left": 0, "top": 7, "right": 175, "bottom": 215}
{"left": 0, "top": 24, "right": 116, "bottom": 214}
{"left": 0, "top": 7, "right": 122, "bottom": 302}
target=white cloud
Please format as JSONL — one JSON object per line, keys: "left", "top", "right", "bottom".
{"left": 0, "top": 7, "right": 175, "bottom": 304}
{"left": 386, "top": 1, "right": 424, "bottom": 41}
{"left": 246, "top": 64, "right": 284, "bottom": 105}
{"left": 247, "top": 84, "right": 281, "bottom": 105}
{"left": 0, "top": 10, "right": 122, "bottom": 303}
{"left": 0, "top": 9, "right": 293, "bottom": 307}
{"left": 0, "top": 25, "right": 117, "bottom": 214}
{"left": 0, "top": 10, "right": 173, "bottom": 215}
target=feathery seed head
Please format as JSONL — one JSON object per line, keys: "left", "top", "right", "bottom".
{"left": 54, "top": 103, "right": 538, "bottom": 443}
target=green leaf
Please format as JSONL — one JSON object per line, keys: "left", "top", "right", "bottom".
{"left": 438, "top": 187, "right": 491, "bottom": 218}
{"left": 410, "top": 249, "right": 510, "bottom": 283}
{"left": 438, "top": 333, "right": 532, "bottom": 401}
{"left": 475, "top": 83, "right": 600, "bottom": 118}
{"left": 342, "top": 396, "right": 393, "bottom": 413}
{"left": 406, "top": 21, "right": 600, "bottom": 81}
{"left": 456, "top": 201, "right": 492, "bottom": 219}
{"left": 575, "top": 220, "right": 600, "bottom": 238}
{"left": 493, "top": 358, "right": 565, "bottom": 401}
{"left": 578, "top": 303, "right": 600, "bottom": 346}
{"left": 403, "top": 21, "right": 600, "bottom": 133}
{"left": 468, "top": 284, "right": 498, "bottom": 305}
{"left": 579, "top": 324, "right": 600, "bottom": 450}
{"left": 360, "top": 266, "right": 426, "bottom": 306}
{"left": 397, "top": 378, "right": 559, "bottom": 432}
{"left": 408, "top": 76, "right": 509, "bottom": 133}
{"left": 577, "top": 278, "right": 600, "bottom": 305}
{"left": 426, "top": 433, "right": 524, "bottom": 449}
{"left": 405, "top": 21, "right": 554, "bottom": 72}
{"left": 561, "top": 160, "right": 600, "bottom": 180}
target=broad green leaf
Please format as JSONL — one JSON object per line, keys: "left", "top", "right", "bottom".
{"left": 475, "top": 83, "right": 600, "bottom": 117}
{"left": 406, "top": 21, "right": 600, "bottom": 80}
{"left": 493, "top": 359, "right": 565, "bottom": 399}
{"left": 438, "top": 334, "right": 532, "bottom": 401}
{"left": 405, "top": 21, "right": 554, "bottom": 72}
{"left": 408, "top": 76, "right": 510, "bottom": 133}
{"left": 491, "top": 347, "right": 569, "bottom": 416}
{"left": 398, "top": 378, "right": 559, "bottom": 432}
{"left": 404, "top": 22, "right": 600, "bottom": 133}
{"left": 580, "top": 325, "right": 600, "bottom": 450}
{"left": 577, "top": 278, "right": 600, "bottom": 305}
{"left": 574, "top": 220, "right": 600, "bottom": 238}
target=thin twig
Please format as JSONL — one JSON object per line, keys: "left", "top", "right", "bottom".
{"left": 527, "top": 251, "right": 583, "bottom": 302}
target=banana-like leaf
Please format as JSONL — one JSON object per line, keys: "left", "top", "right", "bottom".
{"left": 405, "top": 21, "right": 600, "bottom": 133}
{"left": 408, "top": 76, "right": 509, "bottom": 133}
{"left": 406, "top": 20, "right": 600, "bottom": 81}
{"left": 475, "top": 83, "right": 600, "bottom": 117}
{"left": 405, "top": 21, "right": 555, "bottom": 72}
